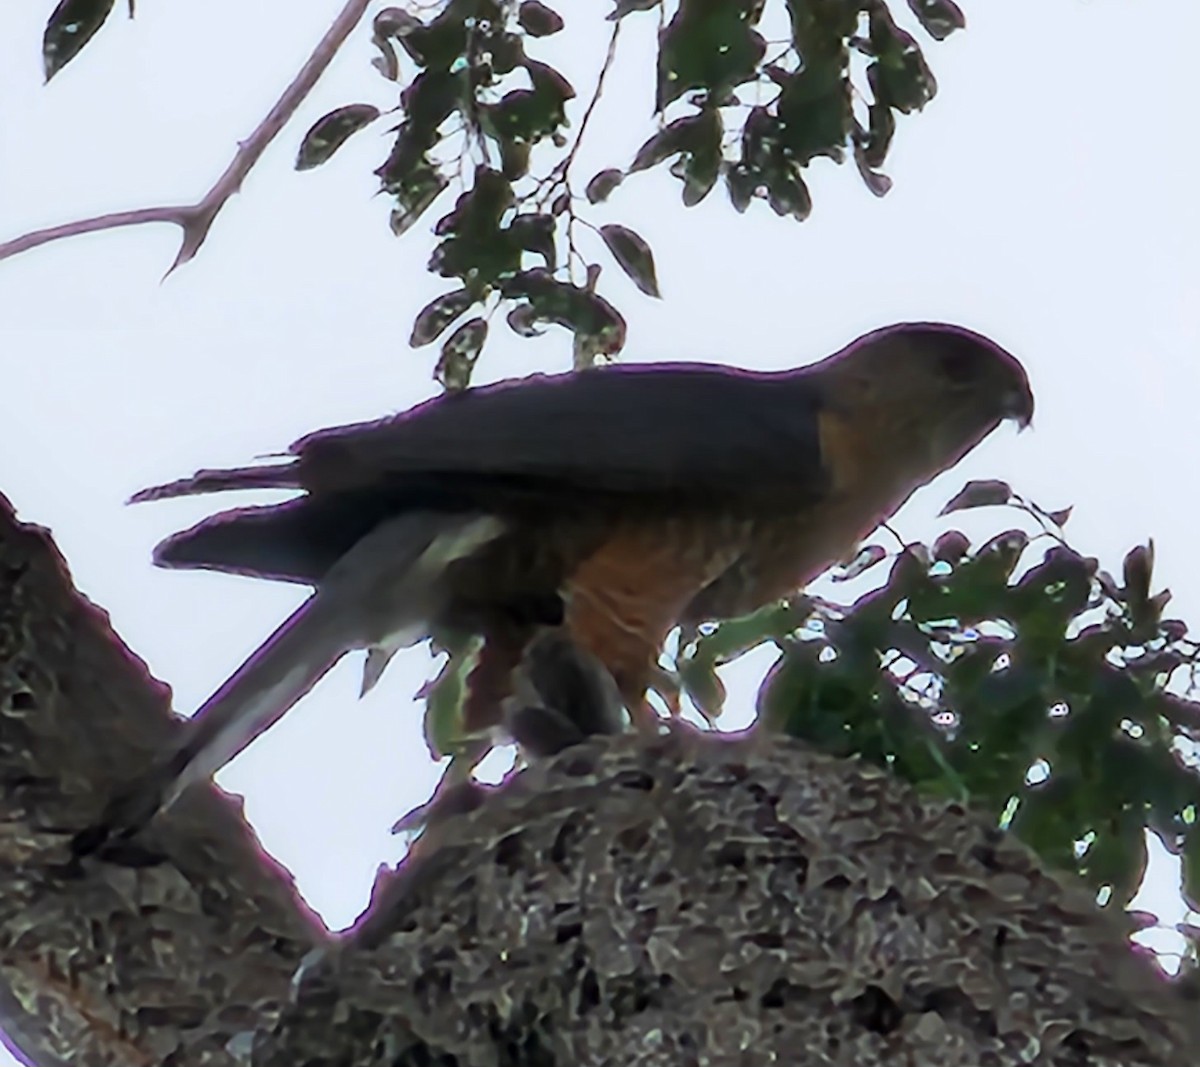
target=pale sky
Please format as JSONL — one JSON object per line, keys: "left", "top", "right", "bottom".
{"left": 1, "top": 2, "right": 1196, "bottom": 1060}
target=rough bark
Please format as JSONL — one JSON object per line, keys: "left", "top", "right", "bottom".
{"left": 0, "top": 495, "right": 1195, "bottom": 1066}
{"left": 0, "top": 495, "right": 326, "bottom": 1067}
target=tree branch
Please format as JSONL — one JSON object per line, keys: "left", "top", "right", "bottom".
{"left": 0, "top": 493, "right": 327, "bottom": 1066}
{"left": 0, "top": 0, "right": 372, "bottom": 273}
{"left": 276, "top": 730, "right": 1200, "bottom": 1067}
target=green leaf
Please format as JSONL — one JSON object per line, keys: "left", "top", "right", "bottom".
{"left": 859, "top": 101, "right": 896, "bottom": 169}
{"left": 854, "top": 154, "right": 892, "bottom": 198}
{"left": 1122, "top": 542, "right": 1154, "bottom": 609}
{"left": 687, "top": 601, "right": 807, "bottom": 664}
{"left": 679, "top": 655, "right": 727, "bottom": 721}
{"left": 501, "top": 269, "right": 627, "bottom": 358}
{"left": 386, "top": 162, "right": 449, "bottom": 236}
{"left": 739, "top": 105, "right": 778, "bottom": 172}
{"left": 675, "top": 108, "right": 723, "bottom": 206}
{"left": 760, "top": 645, "right": 892, "bottom": 761}
{"left": 907, "top": 0, "right": 966, "bottom": 41}
{"left": 725, "top": 163, "right": 757, "bottom": 213}
{"left": 832, "top": 545, "right": 888, "bottom": 583}
{"left": 295, "top": 105, "right": 381, "bottom": 171}
{"left": 1009, "top": 776, "right": 1089, "bottom": 875}
{"left": 500, "top": 138, "right": 532, "bottom": 180}
{"left": 677, "top": 152, "right": 719, "bottom": 206}
{"left": 399, "top": 0, "right": 473, "bottom": 70}
{"left": 630, "top": 113, "right": 708, "bottom": 172}
{"left": 931, "top": 529, "right": 971, "bottom": 564}
{"left": 733, "top": 100, "right": 819, "bottom": 223}
{"left": 370, "top": 7, "right": 424, "bottom": 80}
{"left": 586, "top": 169, "right": 625, "bottom": 203}
{"left": 938, "top": 479, "right": 1014, "bottom": 517}
{"left": 375, "top": 70, "right": 465, "bottom": 229}
{"left": 418, "top": 640, "right": 479, "bottom": 759}
{"left": 518, "top": 0, "right": 564, "bottom": 37}
{"left": 1084, "top": 813, "right": 1149, "bottom": 908}
{"left": 1009, "top": 546, "right": 1092, "bottom": 657}
{"left": 867, "top": 4, "right": 939, "bottom": 115}
{"left": 657, "top": 0, "right": 766, "bottom": 110}
{"left": 410, "top": 289, "right": 474, "bottom": 347}
{"left": 785, "top": 0, "right": 860, "bottom": 45}
{"left": 44, "top": 0, "right": 116, "bottom": 81}
{"left": 484, "top": 61, "right": 574, "bottom": 144}
{"left": 528, "top": 58, "right": 576, "bottom": 118}
{"left": 598, "top": 224, "right": 661, "bottom": 298}
{"left": 506, "top": 304, "right": 546, "bottom": 338}
{"left": 775, "top": 60, "right": 853, "bottom": 166}
{"left": 767, "top": 171, "right": 811, "bottom": 222}
{"left": 1122, "top": 541, "right": 1168, "bottom": 640}
{"left": 400, "top": 67, "right": 466, "bottom": 132}
{"left": 508, "top": 213, "right": 557, "bottom": 270}
{"left": 436, "top": 318, "right": 488, "bottom": 391}
{"left": 426, "top": 167, "right": 519, "bottom": 283}
{"left": 974, "top": 529, "right": 1030, "bottom": 583}
{"left": 479, "top": 22, "right": 526, "bottom": 77}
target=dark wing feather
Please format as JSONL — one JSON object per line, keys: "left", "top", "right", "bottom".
{"left": 129, "top": 463, "right": 301, "bottom": 503}
{"left": 139, "top": 364, "right": 827, "bottom": 507}
{"left": 149, "top": 363, "right": 830, "bottom": 582}
{"left": 294, "top": 363, "right": 827, "bottom": 505}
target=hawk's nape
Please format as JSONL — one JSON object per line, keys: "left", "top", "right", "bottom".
{"left": 75, "top": 321, "right": 1033, "bottom": 853}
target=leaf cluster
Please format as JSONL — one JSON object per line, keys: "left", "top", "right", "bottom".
{"left": 40, "top": 1, "right": 968, "bottom": 381}
{"left": 290, "top": 0, "right": 965, "bottom": 382}
{"left": 677, "top": 483, "right": 1200, "bottom": 918}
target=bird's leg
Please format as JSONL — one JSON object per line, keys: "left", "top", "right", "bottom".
{"left": 460, "top": 626, "right": 531, "bottom": 736}
{"left": 456, "top": 589, "right": 568, "bottom": 737}
{"left": 559, "top": 524, "right": 745, "bottom": 731}
{"left": 503, "top": 629, "right": 628, "bottom": 758}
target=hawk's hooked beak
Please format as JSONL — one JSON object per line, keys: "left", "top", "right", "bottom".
{"left": 1003, "top": 383, "right": 1035, "bottom": 431}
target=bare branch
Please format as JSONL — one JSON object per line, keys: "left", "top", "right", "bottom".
{"left": 0, "top": 0, "right": 372, "bottom": 272}
{"left": 563, "top": 19, "right": 621, "bottom": 180}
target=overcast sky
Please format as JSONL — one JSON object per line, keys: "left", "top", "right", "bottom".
{"left": 1, "top": 2, "right": 1196, "bottom": 1059}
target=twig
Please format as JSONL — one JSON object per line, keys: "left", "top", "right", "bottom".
{"left": 548, "top": 20, "right": 623, "bottom": 289}
{"left": 0, "top": 0, "right": 372, "bottom": 273}
{"left": 532, "top": 17, "right": 621, "bottom": 214}
{"left": 562, "top": 19, "right": 621, "bottom": 179}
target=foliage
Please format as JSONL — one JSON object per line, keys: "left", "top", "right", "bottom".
{"left": 676, "top": 483, "right": 1200, "bottom": 921}
{"left": 42, "top": 0, "right": 964, "bottom": 378}
{"left": 338, "top": 0, "right": 959, "bottom": 376}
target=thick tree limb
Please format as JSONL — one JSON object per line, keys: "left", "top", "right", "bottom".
{"left": 0, "top": 494, "right": 326, "bottom": 1066}
{"left": 0, "top": 0, "right": 371, "bottom": 273}
{"left": 270, "top": 731, "right": 1199, "bottom": 1067}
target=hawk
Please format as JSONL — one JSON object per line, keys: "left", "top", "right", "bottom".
{"left": 79, "top": 321, "right": 1033, "bottom": 848}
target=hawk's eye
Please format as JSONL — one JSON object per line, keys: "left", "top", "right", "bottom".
{"left": 939, "top": 346, "right": 980, "bottom": 384}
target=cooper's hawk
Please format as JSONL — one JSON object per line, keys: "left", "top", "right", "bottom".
{"left": 78, "top": 321, "right": 1033, "bottom": 848}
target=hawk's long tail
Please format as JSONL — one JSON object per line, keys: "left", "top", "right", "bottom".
{"left": 73, "top": 512, "right": 505, "bottom": 855}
